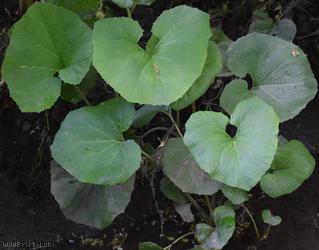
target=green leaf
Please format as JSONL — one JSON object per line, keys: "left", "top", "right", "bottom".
{"left": 195, "top": 205, "right": 235, "bottom": 250}
{"left": 51, "top": 97, "right": 141, "bottom": 186}
{"left": 272, "top": 19, "right": 297, "bottom": 42}
{"left": 184, "top": 97, "right": 279, "bottom": 191}
{"left": 1, "top": 3, "right": 92, "bottom": 112}
{"left": 61, "top": 67, "right": 97, "bottom": 104}
{"left": 50, "top": 161, "right": 134, "bottom": 229}
{"left": 162, "top": 138, "right": 220, "bottom": 195}
{"left": 260, "top": 140, "right": 315, "bottom": 198}
{"left": 171, "top": 41, "right": 222, "bottom": 110}
{"left": 132, "top": 105, "right": 168, "bottom": 128}
{"left": 47, "top": 0, "right": 100, "bottom": 20}
{"left": 160, "top": 177, "right": 188, "bottom": 205}
{"left": 220, "top": 79, "right": 254, "bottom": 114}
{"left": 221, "top": 185, "right": 249, "bottom": 205}
{"left": 227, "top": 33, "right": 317, "bottom": 121}
{"left": 138, "top": 242, "right": 163, "bottom": 250}
{"left": 112, "top": 0, "right": 156, "bottom": 8}
{"left": 93, "top": 5, "right": 211, "bottom": 105}
{"left": 262, "top": 209, "right": 281, "bottom": 226}
{"left": 248, "top": 10, "right": 274, "bottom": 34}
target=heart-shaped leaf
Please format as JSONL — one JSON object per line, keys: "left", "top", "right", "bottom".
{"left": 226, "top": 33, "right": 317, "bottom": 121}
{"left": 184, "top": 97, "right": 279, "bottom": 190}
{"left": 162, "top": 138, "right": 220, "bottom": 195}
{"left": 112, "top": 0, "right": 156, "bottom": 8}
{"left": 47, "top": 0, "right": 100, "bottom": 20}
{"left": 51, "top": 97, "right": 141, "bottom": 186}
{"left": 171, "top": 41, "right": 222, "bottom": 110}
{"left": 221, "top": 185, "right": 249, "bottom": 205}
{"left": 260, "top": 140, "right": 315, "bottom": 198}
{"left": 93, "top": 5, "right": 211, "bottom": 105}
{"left": 195, "top": 205, "right": 235, "bottom": 250}
{"left": 139, "top": 242, "right": 163, "bottom": 250}
{"left": 1, "top": 3, "right": 92, "bottom": 112}
{"left": 160, "top": 177, "right": 187, "bottom": 205}
{"left": 262, "top": 209, "right": 281, "bottom": 226}
{"left": 51, "top": 161, "right": 135, "bottom": 229}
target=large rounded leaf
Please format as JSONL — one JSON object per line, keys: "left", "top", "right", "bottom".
{"left": 1, "top": 3, "right": 92, "bottom": 112}
{"left": 260, "top": 140, "right": 315, "bottom": 198}
{"left": 162, "top": 138, "right": 220, "bottom": 195}
{"left": 93, "top": 5, "right": 211, "bottom": 105}
{"left": 195, "top": 205, "right": 235, "bottom": 250}
{"left": 227, "top": 33, "right": 317, "bottom": 121}
{"left": 51, "top": 161, "right": 134, "bottom": 229}
{"left": 51, "top": 97, "right": 141, "bottom": 185}
{"left": 184, "top": 97, "right": 279, "bottom": 191}
{"left": 171, "top": 41, "right": 222, "bottom": 110}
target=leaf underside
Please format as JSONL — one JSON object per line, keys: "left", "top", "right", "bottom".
{"left": 162, "top": 138, "right": 220, "bottom": 195}
{"left": 50, "top": 161, "right": 135, "bottom": 229}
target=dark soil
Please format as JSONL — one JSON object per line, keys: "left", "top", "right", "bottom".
{"left": 0, "top": 0, "right": 319, "bottom": 250}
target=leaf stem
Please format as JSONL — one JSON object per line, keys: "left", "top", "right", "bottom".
{"left": 141, "top": 150, "right": 155, "bottom": 161}
{"left": 162, "top": 111, "right": 183, "bottom": 138}
{"left": 163, "top": 232, "right": 194, "bottom": 250}
{"left": 185, "top": 193, "right": 209, "bottom": 224}
{"left": 139, "top": 127, "right": 171, "bottom": 139}
{"left": 126, "top": 8, "right": 132, "bottom": 19}
{"left": 74, "top": 85, "right": 91, "bottom": 106}
{"left": 205, "top": 195, "right": 214, "bottom": 216}
{"left": 241, "top": 205, "right": 261, "bottom": 240}
{"left": 264, "top": 224, "right": 271, "bottom": 240}
{"left": 191, "top": 102, "right": 196, "bottom": 113}
{"left": 176, "top": 110, "right": 180, "bottom": 128}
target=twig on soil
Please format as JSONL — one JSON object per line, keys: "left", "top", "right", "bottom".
{"left": 163, "top": 231, "right": 194, "bottom": 250}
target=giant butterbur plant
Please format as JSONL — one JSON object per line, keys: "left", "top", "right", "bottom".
{"left": 1, "top": 1, "right": 317, "bottom": 249}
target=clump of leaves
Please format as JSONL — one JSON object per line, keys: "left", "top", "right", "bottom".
{"left": 1, "top": 1, "right": 317, "bottom": 249}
